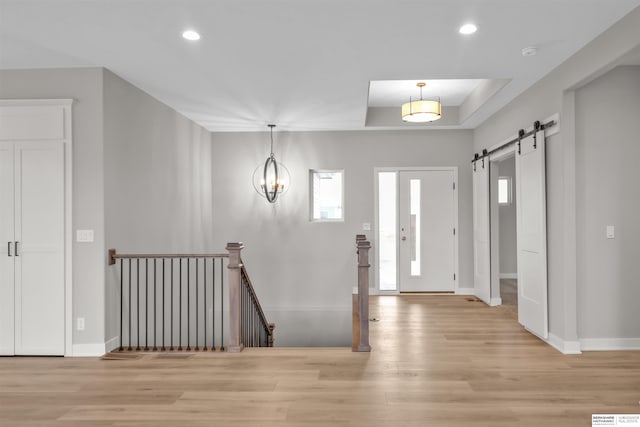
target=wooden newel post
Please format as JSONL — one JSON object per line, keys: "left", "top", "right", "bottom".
{"left": 226, "top": 242, "right": 244, "bottom": 353}
{"left": 356, "top": 239, "right": 371, "bottom": 352}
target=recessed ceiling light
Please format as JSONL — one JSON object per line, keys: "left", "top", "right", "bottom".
{"left": 182, "top": 30, "right": 200, "bottom": 41}
{"left": 459, "top": 24, "right": 477, "bottom": 35}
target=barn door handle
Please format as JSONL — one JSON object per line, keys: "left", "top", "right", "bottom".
{"left": 7, "top": 242, "right": 11, "bottom": 257}
{"left": 14, "top": 241, "right": 19, "bottom": 256}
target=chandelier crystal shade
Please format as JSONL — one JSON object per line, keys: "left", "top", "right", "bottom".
{"left": 252, "top": 124, "right": 290, "bottom": 203}
{"left": 401, "top": 82, "right": 442, "bottom": 123}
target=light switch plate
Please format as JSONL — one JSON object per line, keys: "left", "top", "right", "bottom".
{"left": 76, "top": 229, "right": 94, "bottom": 242}
{"left": 362, "top": 223, "right": 371, "bottom": 231}
{"left": 606, "top": 225, "right": 615, "bottom": 239}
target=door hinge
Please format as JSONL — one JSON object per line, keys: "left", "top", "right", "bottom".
{"left": 453, "top": 182, "right": 456, "bottom": 190}
{"left": 453, "top": 273, "right": 456, "bottom": 280}
{"left": 453, "top": 228, "right": 456, "bottom": 236}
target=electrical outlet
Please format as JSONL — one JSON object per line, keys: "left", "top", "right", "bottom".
{"left": 77, "top": 317, "right": 85, "bottom": 331}
{"left": 606, "top": 225, "right": 615, "bottom": 239}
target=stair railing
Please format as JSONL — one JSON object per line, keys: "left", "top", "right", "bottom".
{"left": 108, "top": 242, "right": 274, "bottom": 352}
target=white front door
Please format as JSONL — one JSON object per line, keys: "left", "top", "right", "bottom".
{"left": 515, "top": 131, "right": 548, "bottom": 339}
{"left": 399, "top": 170, "right": 455, "bottom": 292}
{"left": 472, "top": 160, "right": 491, "bottom": 304}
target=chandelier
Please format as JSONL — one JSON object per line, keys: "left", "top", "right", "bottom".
{"left": 252, "top": 124, "right": 290, "bottom": 203}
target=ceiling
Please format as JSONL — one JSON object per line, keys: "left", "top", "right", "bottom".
{"left": 1, "top": 0, "right": 639, "bottom": 132}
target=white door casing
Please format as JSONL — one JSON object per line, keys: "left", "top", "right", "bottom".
{"left": 472, "top": 159, "right": 491, "bottom": 305}
{"left": 515, "top": 130, "right": 549, "bottom": 339}
{"left": 0, "top": 100, "right": 71, "bottom": 356}
{"left": 399, "top": 170, "right": 455, "bottom": 292}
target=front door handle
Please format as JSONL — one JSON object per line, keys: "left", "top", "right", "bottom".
{"left": 401, "top": 236, "right": 407, "bottom": 241}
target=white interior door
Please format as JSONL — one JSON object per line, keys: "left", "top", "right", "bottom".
{"left": 472, "top": 160, "right": 491, "bottom": 304}
{"left": 515, "top": 130, "right": 548, "bottom": 339}
{"left": 14, "top": 142, "right": 65, "bottom": 355}
{"left": 399, "top": 170, "right": 455, "bottom": 292}
{"left": 0, "top": 143, "right": 16, "bottom": 355}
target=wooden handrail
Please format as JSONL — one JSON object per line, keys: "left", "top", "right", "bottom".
{"left": 109, "top": 249, "right": 227, "bottom": 265}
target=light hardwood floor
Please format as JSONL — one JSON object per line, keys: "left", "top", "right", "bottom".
{"left": 1, "top": 295, "right": 639, "bottom": 426}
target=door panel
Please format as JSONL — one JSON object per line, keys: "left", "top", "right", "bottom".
{"left": 399, "top": 170, "right": 455, "bottom": 292}
{"left": 472, "top": 160, "right": 491, "bottom": 304}
{"left": 14, "top": 142, "right": 65, "bottom": 355}
{"left": 515, "top": 131, "right": 548, "bottom": 339}
{"left": 0, "top": 143, "right": 15, "bottom": 355}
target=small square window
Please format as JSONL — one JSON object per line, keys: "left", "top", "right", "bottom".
{"left": 310, "top": 170, "right": 344, "bottom": 221}
{"left": 498, "top": 176, "right": 512, "bottom": 206}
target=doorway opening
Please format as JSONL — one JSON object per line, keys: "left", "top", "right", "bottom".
{"left": 491, "top": 155, "right": 518, "bottom": 316}
{"left": 375, "top": 167, "right": 459, "bottom": 294}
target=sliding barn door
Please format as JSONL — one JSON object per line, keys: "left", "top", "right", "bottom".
{"left": 515, "top": 130, "right": 548, "bottom": 339}
{"left": 472, "top": 160, "right": 491, "bottom": 305}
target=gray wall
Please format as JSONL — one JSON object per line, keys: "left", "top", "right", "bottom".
{"left": 497, "top": 157, "right": 517, "bottom": 276}
{"left": 0, "top": 68, "right": 106, "bottom": 347}
{"left": 473, "top": 7, "right": 640, "bottom": 344}
{"left": 103, "top": 70, "right": 214, "bottom": 344}
{"left": 575, "top": 66, "right": 640, "bottom": 340}
{"left": 211, "top": 130, "right": 473, "bottom": 346}
{"left": 0, "top": 67, "right": 215, "bottom": 351}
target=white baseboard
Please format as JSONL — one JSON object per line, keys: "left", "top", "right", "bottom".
{"left": 72, "top": 343, "right": 106, "bottom": 357}
{"left": 455, "top": 287, "right": 474, "bottom": 295}
{"left": 546, "top": 333, "right": 582, "bottom": 355}
{"left": 105, "top": 336, "right": 120, "bottom": 353}
{"left": 580, "top": 338, "right": 640, "bottom": 351}
{"left": 500, "top": 273, "right": 517, "bottom": 279}
{"left": 72, "top": 337, "right": 119, "bottom": 357}
{"left": 489, "top": 297, "right": 502, "bottom": 306}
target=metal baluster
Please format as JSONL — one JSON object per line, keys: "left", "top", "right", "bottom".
{"left": 179, "top": 258, "right": 182, "bottom": 351}
{"left": 136, "top": 258, "right": 141, "bottom": 351}
{"left": 145, "top": 258, "right": 149, "bottom": 351}
{"left": 204, "top": 258, "right": 207, "bottom": 351}
{"left": 161, "top": 258, "right": 165, "bottom": 352}
{"left": 153, "top": 258, "right": 157, "bottom": 352}
{"left": 241, "top": 279, "right": 244, "bottom": 347}
{"left": 187, "top": 258, "right": 191, "bottom": 352}
{"left": 119, "top": 258, "right": 123, "bottom": 351}
{"left": 211, "top": 258, "right": 216, "bottom": 351}
{"left": 195, "top": 258, "right": 199, "bottom": 351}
{"left": 220, "top": 257, "right": 224, "bottom": 351}
{"left": 171, "top": 259, "right": 174, "bottom": 351}
{"left": 128, "top": 259, "right": 132, "bottom": 351}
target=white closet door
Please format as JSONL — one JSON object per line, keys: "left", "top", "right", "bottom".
{"left": 14, "top": 142, "right": 65, "bottom": 355}
{"left": 0, "top": 143, "right": 15, "bottom": 355}
{"left": 472, "top": 160, "right": 491, "bottom": 305}
{"left": 515, "top": 130, "right": 548, "bottom": 339}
